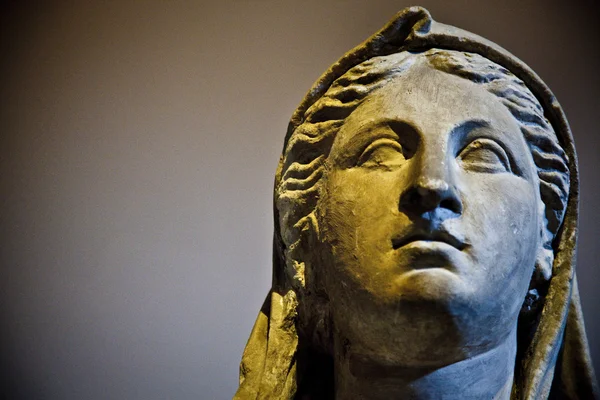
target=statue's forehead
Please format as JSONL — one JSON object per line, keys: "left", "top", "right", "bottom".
{"left": 338, "top": 63, "right": 519, "bottom": 141}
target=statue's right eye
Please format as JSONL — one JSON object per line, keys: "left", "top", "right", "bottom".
{"left": 357, "top": 138, "right": 406, "bottom": 168}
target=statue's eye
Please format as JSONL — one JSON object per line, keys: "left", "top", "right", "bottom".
{"left": 457, "top": 138, "right": 511, "bottom": 173}
{"left": 357, "top": 138, "right": 405, "bottom": 168}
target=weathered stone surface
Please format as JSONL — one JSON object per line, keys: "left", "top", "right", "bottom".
{"left": 235, "top": 7, "right": 598, "bottom": 399}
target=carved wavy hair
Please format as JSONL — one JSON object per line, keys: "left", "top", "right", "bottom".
{"left": 276, "top": 49, "right": 569, "bottom": 297}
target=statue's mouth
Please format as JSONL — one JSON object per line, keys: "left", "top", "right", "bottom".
{"left": 391, "top": 230, "right": 467, "bottom": 251}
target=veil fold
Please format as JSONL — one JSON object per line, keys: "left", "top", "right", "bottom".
{"left": 235, "top": 7, "right": 598, "bottom": 399}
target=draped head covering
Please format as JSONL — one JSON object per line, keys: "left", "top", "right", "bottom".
{"left": 234, "top": 7, "right": 598, "bottom": 399}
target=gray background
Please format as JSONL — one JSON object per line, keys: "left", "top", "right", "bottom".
{"left": 1, "top": 1, "right": 598, "bottom": 399}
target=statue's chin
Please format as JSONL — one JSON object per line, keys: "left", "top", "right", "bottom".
{"left": 328, "top": 274, "right": 513, "bottom": 368}
{"left": 389, "top": 267, "right": 467, "bottom": 303}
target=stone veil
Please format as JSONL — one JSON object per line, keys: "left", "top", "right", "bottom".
{"left": 234, "top": 7, "right": 598, "bottom": 399}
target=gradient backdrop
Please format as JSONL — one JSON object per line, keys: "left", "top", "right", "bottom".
{"left": 2, "top": 1, "right": 599, "bottom": 399}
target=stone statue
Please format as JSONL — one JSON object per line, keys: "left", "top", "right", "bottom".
{"left": 234, "top": 7, "right": 598, "bottom": 399}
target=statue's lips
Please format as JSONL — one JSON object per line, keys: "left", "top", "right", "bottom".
{"left": 391, "top": 231, "right": 467, "bottom": 251}
{"left": 391, "top": 232, "right": 467, "bottom": 273}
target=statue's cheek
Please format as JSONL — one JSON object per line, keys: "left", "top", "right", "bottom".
{"left": 459, "top": 173, "right": 539, "bottom": 288}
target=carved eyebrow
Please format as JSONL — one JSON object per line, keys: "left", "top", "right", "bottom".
{"left": 449, "top": 119, "right": 491, "bottom": 139}
{"left": 363, "top": 118, "right": 485, "bottom": 160}
{"left": 362, "top": 118, "right": 492, "bottom": 150}
{"left": 345, "top": 120, "right": 399, "bottom": 149}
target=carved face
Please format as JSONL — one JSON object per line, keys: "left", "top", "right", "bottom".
{"left": 316, "top": 61, "right": 542, "bottom": 366}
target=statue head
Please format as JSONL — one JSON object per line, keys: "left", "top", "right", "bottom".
{"left": 277, "top": 48, "right": 568, "bottom": 367}
{"left": 236, "top": 7, "right": 597, "bottom": 399}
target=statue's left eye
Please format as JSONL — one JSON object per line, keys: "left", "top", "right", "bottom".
{"left": 457, "top": 138, "right": 511, "bottom": 174}
{"left": 357, "top": 138, "right": 406, "bottom": 168}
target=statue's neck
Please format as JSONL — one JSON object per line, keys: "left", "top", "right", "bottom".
{"left": 333, "top": 329, "right": 516, "bottom": 400}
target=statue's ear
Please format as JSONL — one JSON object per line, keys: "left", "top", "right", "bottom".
{"left": 535, "top": 244, "right": 553, "bottom": 282}
{"left": 534, "top": 199, "right": 554, "bottom": 282}
{"left": 520, "top": 219, "right": 553, "bottom": 328}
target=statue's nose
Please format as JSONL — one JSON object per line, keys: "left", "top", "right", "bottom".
{"left": 399, "top": 154, "right": 462, "bottom": 217}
